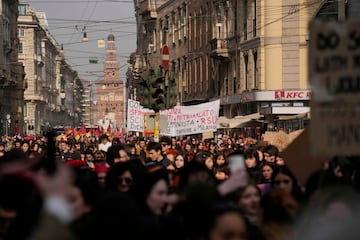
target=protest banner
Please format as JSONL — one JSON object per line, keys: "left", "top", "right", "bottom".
{"left": 309, "top": 20, "right": 360, "bottom": 156}
{"left": 127, "top": 99, "right": 220, "bottom": 136}
{"left": 126, "top": 99, "right": 153, "bottom": 132}
{"left": 160, "top": 100, "right": 220, "bottom": 136}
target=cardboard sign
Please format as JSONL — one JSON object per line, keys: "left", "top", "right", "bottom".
{"left": 289, "top": 129, "right": 304, "bottom": 142}
{"left": 263, "top": 130, "right": 290, "bottom": 152}
{"left": 309, "top": 20, "right": 360, "bottom": 156}
{"left": 282, "top": 128, "right": 330, "bottom": 185}
{"left": 202, "top": 131, "right": 214, "bottom": 140}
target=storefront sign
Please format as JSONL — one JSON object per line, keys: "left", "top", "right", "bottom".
{"left": 220, "top": 90, "right": 310, "bottom": 105}
{"left": 220, "top": 92, "right": 255, "bottom": 105}
{"left": 240, "top": 92, "right": 255, "bottom": 102}
{"left": 274, "top": 90, "right": 311, "bottom": 100}
{"left": 255, "top": 90, "right": 311, "bottom": 101}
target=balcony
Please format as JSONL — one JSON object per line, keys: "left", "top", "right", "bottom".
{"left": 138, "top": 0, "right": 157, "bottom": 18}
{"left": 209, "top": 38, "right": 236, "bottom": 60}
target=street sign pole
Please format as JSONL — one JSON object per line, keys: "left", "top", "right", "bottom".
{"left": 154, "top": 111, "right": 160, "bottom": 142}
{"left": 162, "top": 45, "right": 169, "bottom": 70}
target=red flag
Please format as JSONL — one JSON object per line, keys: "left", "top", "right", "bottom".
{"left": 115, "top": 128, "right": 121, "bottom": 138}
{"left": 106, "top": 124, "right": 111, "bottom": 135}
{"left": 79, "top": 124, "right": 87, "bottom": 135}
{"left": 95, "top": 126, "right": 101, "bottom": 137}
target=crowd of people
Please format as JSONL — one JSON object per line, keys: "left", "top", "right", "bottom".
{"left": 0, "top": 132, "right": 360, "bottom": 240}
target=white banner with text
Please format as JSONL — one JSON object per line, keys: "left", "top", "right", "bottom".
{"left": 127, "top": 99, "right": 220, "bottom": 136}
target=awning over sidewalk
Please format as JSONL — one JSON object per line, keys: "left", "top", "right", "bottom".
{"left": 277, "top": 112, "right": 310, "bottom": 120}
{"left": 217, "top": 113, "right": 262, "bottom": 129}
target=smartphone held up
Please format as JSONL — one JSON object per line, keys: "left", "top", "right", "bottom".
{"left": 228, "top": 152, "right": 246, "bottom": 174}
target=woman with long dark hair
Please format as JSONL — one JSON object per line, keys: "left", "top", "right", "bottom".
{"left": 271, "top": 165, "right": 305, "bottom": 204}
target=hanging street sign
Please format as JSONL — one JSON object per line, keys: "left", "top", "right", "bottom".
{"left": 162, "top": 45, "right": 169, "bottom": 70}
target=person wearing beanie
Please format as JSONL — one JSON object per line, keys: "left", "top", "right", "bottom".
{"left": 94, "top": 163, "right": 109, "bottom": 188}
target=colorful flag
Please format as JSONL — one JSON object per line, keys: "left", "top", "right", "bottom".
{"left": 106, "top": 124, "right": 111, "bottom": 135}
{"left": 86, "top": 127, "right": 93, "bottom": 137}
{"left": 79, "top": 124, "right": 87, "bottom": 135}
{"left": 95, "top": 126, "right": 101, "bottom": 137}
{"left": 115, "top": 128, "right": 121, "bottom": 138}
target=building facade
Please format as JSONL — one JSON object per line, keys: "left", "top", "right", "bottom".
{"left": 0, "top": 0, "right": 25, "bottom": 135}
{"left": 18, "top": 4, "right": 83, "bottom": 134}
{"left": 132, "top": 0, "right": 353, "bottom": 132}
{"left": 94, "top": 34, "right": 125, "bottom": 130}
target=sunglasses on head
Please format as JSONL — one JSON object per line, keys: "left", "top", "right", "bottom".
{"left": 118, "top": 177, "right": 133, "bottom": 185}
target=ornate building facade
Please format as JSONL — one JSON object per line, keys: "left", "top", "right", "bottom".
{"left": 18, "top": 4, "right": 83, "bottom": 134}
{"left": 94, "top": 34, "right": 125, "bottom": 130}
{"left": 131, "top": 0, "right": 353, "bottom": 132}
{"left": 0, "top": 0, "right": 25, "bottom": 135}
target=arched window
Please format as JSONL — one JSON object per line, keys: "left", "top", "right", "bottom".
{"left": 315, "top": 0, "right": 347, "bottom": 21}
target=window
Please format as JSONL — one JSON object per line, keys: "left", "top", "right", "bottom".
{"left": 243, "top": 0, "right": 248, "bottom": 40}
{"left": 18, "top": 29, "right": 25, "bottom": 37}
{"left": 18, "top": 43, "right": 23, "bottom": 53}
{"left": 252, "top": 0, "right": 257, "bottom": 37}
{"left": 225, "top": 78, "right": 228, "bottom": 95}
{"left": 233, "top": 77, "right": 236, "bottom": 94}
{"left": 244, "top": 54, "right": 249, "bottom": 90}
{"left": 18, "top": 5, "right": 27, "bottom": 15}
{"left": 253, "top": 51, "right": 258, "bottom": 89}
{"left": 217, "top": 81, "right": 221, "bottom": 96}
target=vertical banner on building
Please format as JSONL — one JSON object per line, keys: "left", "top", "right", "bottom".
{"left": 309, "top": 20, "right": 360, "bottom": 156}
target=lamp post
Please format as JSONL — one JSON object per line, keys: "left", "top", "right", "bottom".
{"left": 89, "top": 87, "right": 92, "bottom": 127}
{"left": 89, "top": 84, "right": 93, "bottom": 127}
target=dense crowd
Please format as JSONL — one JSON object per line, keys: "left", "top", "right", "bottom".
{"left": 0, "top": 133, "right": 360, "bottom": 240}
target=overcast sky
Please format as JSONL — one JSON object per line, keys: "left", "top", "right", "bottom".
{"left": 22, "top": 0, "right": 137, "bottom": 83}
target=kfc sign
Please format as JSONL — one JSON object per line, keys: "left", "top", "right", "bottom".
{"left": 274, "top": 90, "right": 311, "bottom": 100}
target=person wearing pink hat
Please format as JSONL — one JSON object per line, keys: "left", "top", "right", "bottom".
{"left": 94, "top": 163, "right": 109, "bottom": 188}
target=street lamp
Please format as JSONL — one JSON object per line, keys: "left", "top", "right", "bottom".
{"left": 82, "top": 32, "right": 89, "bottom": 42}
{"left": 75, "top": 25, "right": 88, "bottom": 42}
{"left": 87, "top": 84, "right": 93, "bottom": 127}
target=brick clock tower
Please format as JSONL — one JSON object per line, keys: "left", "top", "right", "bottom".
{"left": 95, "top": 34, "right": 125, "bottom": 131}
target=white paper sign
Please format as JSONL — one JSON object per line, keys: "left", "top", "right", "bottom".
{"left": 126, "top": 99, "right": 153, "bottom": 132}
